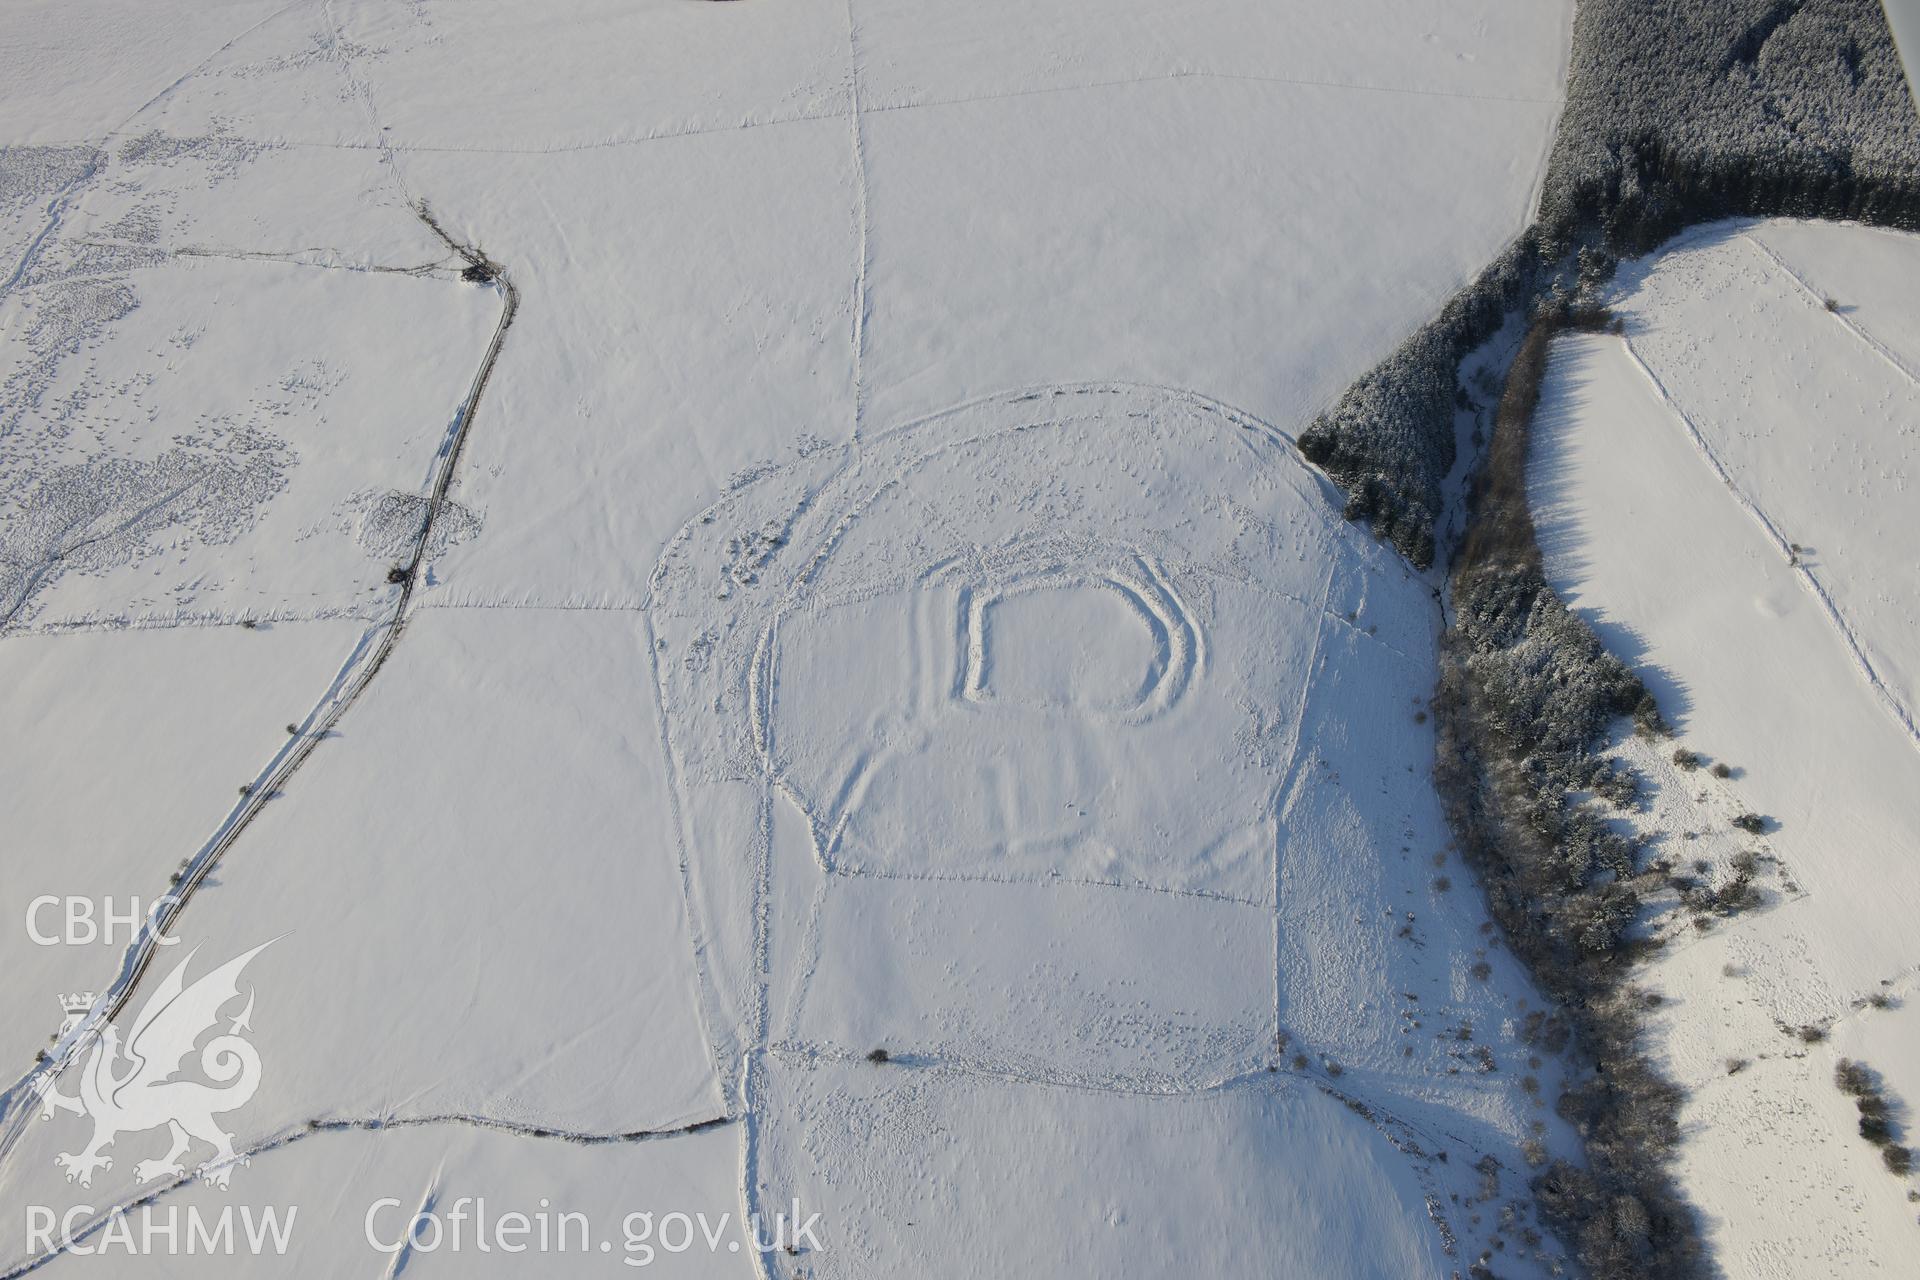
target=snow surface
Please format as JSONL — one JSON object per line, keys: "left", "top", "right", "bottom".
{"left": 1531, "top": 219, "right": 1920, "bottom": 1276}
{"left": 9, "top": 1120, "right": 748, "bottom": 1278}
{"left": 0, "top": 0, "right": 1594, "bottom": 1275}
{"left": 0, "top": 608, "right": 725, "bottom": 1267}
{"left": 378, "top": 0, "right": 1570, "bottom": 609}
{"left": 755, "top": 1053, "right": 1451, "bottom": 1279}
{"left": 0, "top": 621, "right": 368, "bottom": 1093}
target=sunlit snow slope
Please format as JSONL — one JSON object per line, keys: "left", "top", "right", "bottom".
{"left": 1532, "top": 219, "right": 1920, "bottom": 1277}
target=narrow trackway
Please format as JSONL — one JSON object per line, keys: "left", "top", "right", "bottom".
{"left": 1618, "top": 332, "right": 1920, "bottom": 759}
{"left": 0, "top": 204, "right": 517, "bottom": 1170}
{"left": 1, "top": 1111, "right": 733, "bottom": 1279}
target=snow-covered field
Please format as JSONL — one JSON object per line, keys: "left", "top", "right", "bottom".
{"left": 0, "top": 621, "right": 369, "bottom": 1084}
{"left": 0, "top": 0, "right": 1725, "bottom": 1275}
{"left": 1531, "top": 219, "right": 1920, "bottom": 1276}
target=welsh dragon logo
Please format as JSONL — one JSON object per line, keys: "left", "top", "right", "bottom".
{"left": 37, "top": 941, "right": 273, "bottom": 1190}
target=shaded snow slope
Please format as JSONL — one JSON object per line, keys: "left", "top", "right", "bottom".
{"left": 1531, "top": 220, "right": 1920, "bottom": 1276}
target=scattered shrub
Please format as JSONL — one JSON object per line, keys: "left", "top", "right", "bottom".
{"left": 1672, "top": 748, "right": 1702, "bottom": 771}
{"left": 1711, "top": 762, "right": 1733, "bottom": 779}
{"left": 865, "top": 1048, "right": 889, "bottom": 1064}
{"left": 1833, "top": 1058, "right": 1913, "bottom": 1174}
{"left": 1836, "top": 1059, "right": 1874, "bottom": 1095}
{"left": 1731, "top": 813, "right": 1767, "bottom": 835}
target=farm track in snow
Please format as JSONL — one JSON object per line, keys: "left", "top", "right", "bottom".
{"left": 0, "top": 205, "right": 518, "bottom": 1172}
{"left": 1617, "top": 330, "right": 1920, "bottom": 760}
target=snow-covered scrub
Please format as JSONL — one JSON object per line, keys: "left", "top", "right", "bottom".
{"left": 0, "top": 256, "right": 494, "bottom": 628}
{"left": 1529, "top": 218, "right": 1920, "bottom": 1276}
